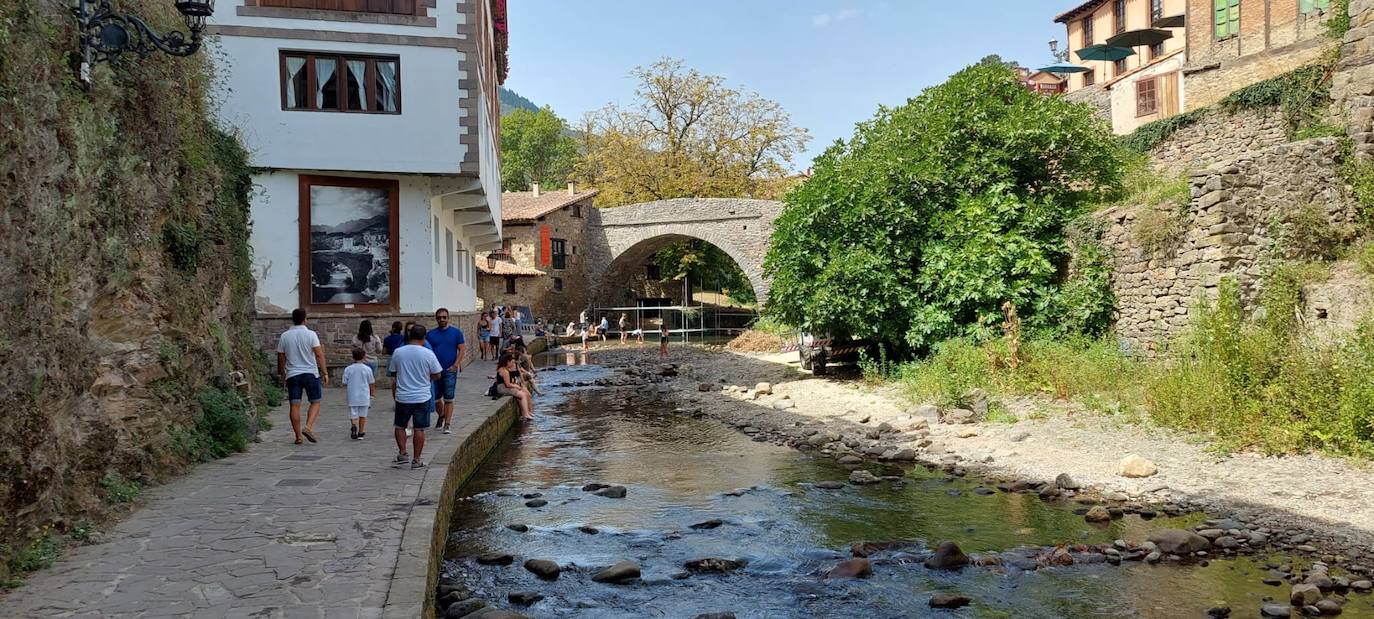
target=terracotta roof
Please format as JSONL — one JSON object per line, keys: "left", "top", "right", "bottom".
{"left": 477, "top": 260, "right": 545, "bottom": 277}
{"left": 1055, "top": 0, "right": 1108, "bottom": 23}
{"left": 501, "top": 188, "right": 600, "bottom": 223}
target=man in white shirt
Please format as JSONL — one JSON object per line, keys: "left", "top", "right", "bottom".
{"left": 388, "top": 324, "right": 443, "bottom": 468}
{"left": 276, "top": 308, "right": 329, "bottom": 444}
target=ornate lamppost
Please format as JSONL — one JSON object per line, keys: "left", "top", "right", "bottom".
{"left": 71, "top": 0, "right": 214, "bottom": 85}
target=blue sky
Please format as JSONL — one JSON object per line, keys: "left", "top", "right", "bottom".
{"left": 504, "top": 1, "right": 1075, "bottom": 171}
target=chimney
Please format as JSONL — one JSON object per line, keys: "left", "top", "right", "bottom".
{"left": 532, "top": 182, "right": 540, "bottom": 197}
{"left": 568, "top": 181, "right": 577, "bottom": 196}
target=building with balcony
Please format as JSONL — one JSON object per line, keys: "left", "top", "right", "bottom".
{"left": 476, "top": 185, "right": 600, "bottom": 324}
{"left": 208, "top": 0, "right": 508, "bottom": 328}
{"left": 1056, "top": 0, "right": 1188, "bottom": 134}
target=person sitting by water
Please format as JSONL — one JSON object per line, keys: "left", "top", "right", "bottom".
{"left": 493, "top": 352, "right": 534, "bottom": 421}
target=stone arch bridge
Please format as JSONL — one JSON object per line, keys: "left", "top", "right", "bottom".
{"left": 586, "top": 198, "right": 784, "bottom": 305}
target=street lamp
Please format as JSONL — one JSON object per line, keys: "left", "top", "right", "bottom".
{"left": 1048, "top": 39, "right": 1069, "bottom": 63}
{"left": 72, "top": 0, "right": 214, "bottom": 85}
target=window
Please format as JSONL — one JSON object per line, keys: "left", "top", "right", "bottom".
{"left": 550, "top": 238, "right": 567, "bottom": 270}
{"left": 445, "top": 229, "right": 454, "bottom": 278}
{"left": 1082, "top": 16, "right": 1095, "bottom": 45}
{"left": 1150, "top": 41, "right": 1165, "bottom": 60}
{"left": 572, "top": 205, "right": 582, "bottom": 218}
{"left": 1136, "top": 77, "right": 1159, "bottom": 116}
{"left": 505, "top": 276, "right": 517, "bottom": 294}
{"left": 281, "top": 51, "right": 399, "bottom": 114}
{"left": 258, "top": 0, "right": 419, "bottom": 16}
{"left": 1113, "top": 0, "right": 1126, "bottom": 34}
{"left": 1214, "top": 0, "right": 1240, "bottom": 39}
{"left": 645, "top": 263, "right": 661, "bottom": 280}
{"left": 552, "top": 277, "right": 564, "bottom": 292}
{"left": 1300, "top": 0, "right": 1332, "bottom": 14}
{"left": 1083, "top": 69, "right": 1096, "bottom": 86}
{"left": 1114, "top": 58, "right": 1127, "bottom": 77}
{"left": 501, "top": 238, "right": 512, "bottom": 252}
{"left": 1151, "top": 0, "right": 1163, "bottom": 21}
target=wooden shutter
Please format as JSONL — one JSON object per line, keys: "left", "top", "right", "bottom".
{"left": 1160, "top": 72, "right": 1180, "bottom": 117}
{"left": 539, "top": 226, "right": 551, "bottom": 267}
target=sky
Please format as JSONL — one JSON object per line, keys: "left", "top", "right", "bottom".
{"left": 504, "top": 1, "right": 1077, "bottom": 171}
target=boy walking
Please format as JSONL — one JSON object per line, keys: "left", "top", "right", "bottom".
{"left": 343, "top": 347, "right": 375, "bottom": 440}
{"left": 389, "top": 324, "right": 443, "bottom": 468}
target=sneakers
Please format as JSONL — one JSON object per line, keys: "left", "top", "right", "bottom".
{"left": 442, "top": 425, "right": 452, "bottom": 435}
{"left": 350, "top": 424, "right": 358, "bottom": 440}
{"left": 394, "top": 453, "right": 409, "bottom": 464}
{"left": 357, "top": 432, "right": 366, "bottom": 439}
{"left": 411, "top": 460, "right": 426, "bottom": 469}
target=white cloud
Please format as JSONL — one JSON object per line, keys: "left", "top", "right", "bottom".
{"left": 811, "top": 8, "right": 859, "bottom": 27}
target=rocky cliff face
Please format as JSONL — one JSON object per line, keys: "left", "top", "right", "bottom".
{"left": 0, "top": 0, "right": 266, "bottom": 580}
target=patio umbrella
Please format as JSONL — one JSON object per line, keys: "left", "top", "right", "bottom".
{"left": 1037, "top": 62, "right": 1090, "bottom": 74}
{"left": 1075, "top": 44, "right": 1136, "bottom": 62}
{"left": 1106, "top": 28, "right": 1174, "bottom": 48}
{"left": 1153, "top": 14, "right": 1185, "bottom": 28}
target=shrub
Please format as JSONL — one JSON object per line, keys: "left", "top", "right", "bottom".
{"left": 99, "top": 472, "right": 141, "bottom": 505}
{"left": 6, "top": 526, "right": 61, "bottom": 578}
{"left": 1278, "top": 203, "right": 1347, "bottom": 261}
{"left": 193, "top": 387, "right": 255, "bottom": 460}
{"left": 1120, "top": 109, "right": 1206, "bottom": 153}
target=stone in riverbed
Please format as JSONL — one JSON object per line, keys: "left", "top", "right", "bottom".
{"left": 524, "top": 499, "right": 548, "bottom": 508}
{"left": 1084, "top": 506, "right": 1112, "bottom": 523}
{"left": 476, "top": 553, "right": 515, "bottom": 566}
{"left": 594, "top": 485, "right": 627, "bottom": 499}
{"left": 1214, "top": 535, "right": 1241, "bottom": 550}
{"left": 891, "top": 448, "right": 919, "bottom": 461}
{"left": 523, "top": 559, "right": 560, "bottom": 580}
{"left": 941, "top": 408, "right": 977, "bottom": 424}
{"left": 690, "top": 519, "right": 724, "bottom": 530}
{"left": 849, "top": 470, "right": 880, "bottom": 485}
{"left": 508, "top": 591, "right": 543, "bottom": 606}
{"left": 908, "top": 418, "right": 931, "bottom": 431}
{"left": 592, "top": 560, "right": 641, "bottom": 584}
{"left": 1351, "top": 580, "right": 1373, "bottom": 592}
{"left": 1259, "top": 604, "right": 1292, "bottom": 618}
{"left": 692, "top": 614, "right": 736, "bottom": 619}
{"left": 465, "top": 610, "right": 530, "bottom": 619}
{"left": 578, "top": 525, "right": 599, "bottom": 535}
{"left": 684, "top": 558, "right": 748, "bottom": 573}
{"left": 1118, "top": 454, "right": 1158, "bottom": 478}
{"left": 850, "top": 540, "right": 907, "bottom": 557}
{"left": 924, "top": 541, "right": 970, "bottom": 570}
{"left": 444, "top": 598, "right": 487, "bottom": 618}
{"left": 1316, "top": 599, "right": 1343, "bottom": 615}
{"left": 582, "top": 483, "right": 609, "bottom": 492}
{"left": 1147, "top": 529, "right": 1211, "bottom": 555}
{"left": 825, "top": 558, "right": 873, "bottom": 578}
{"left": 1205, "top": 606, "right": 1231, "bottom": 617}
{"left": 1055, "top": 473, "right": 1082, "bottom": 490}
{"left": 814, "top": 480, "right": 846, "bottom": 490}
{"left": 929, "top": 593, "right": 971, "bottom": 609}
{"left": 754, "top": 382, "right": 773, "bottom": 395}
{"left": 506, "top": 524, "right": 529, "bottom": 533}
{"left": 772, "top": 399, "right": 796, "bottom": 410}
{"left": 837, "top": 455, "right": 863, "bottom": 465}
{"left": 964, "top": 388, "right": 989, "bottom": 416}
{"left": 1291, "top": 583, "right": 1321, "bottom": 606}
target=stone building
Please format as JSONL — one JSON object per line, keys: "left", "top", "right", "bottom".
{"left": 476, "top": 184, "right": 600, "bottom": 323}
{"left": 1183, "top": 0, "right": 1338, "bottom": 110}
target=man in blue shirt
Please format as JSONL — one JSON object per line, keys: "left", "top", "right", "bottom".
{"left": 425, "top": 308, "right": 466, "bottom": 434}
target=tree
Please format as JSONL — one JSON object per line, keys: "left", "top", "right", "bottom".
{"left": 575, "top": 57, "right": 810, "bottom": 205}
{"left": 654, "top": 241, "right": 757, "bottom": 306}
{"left": 500, "top": 106, "right": 577, "bottom": 192}
{"left": 763, "top": 62, "right": 1125, "bottom": 353}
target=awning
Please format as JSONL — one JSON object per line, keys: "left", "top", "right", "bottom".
{"left": 1038, "top": 62, "right": 1090, "bottom": 74}
{"left": 1106, "top": 28, "right": 1173, "bottom": 48}
{"left": 1075, "top": 44, "right": 1136, "bottom": 62}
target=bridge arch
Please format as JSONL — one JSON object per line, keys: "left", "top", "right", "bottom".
{"left": 588, "top": 198, "right": 783, "bottom": 306}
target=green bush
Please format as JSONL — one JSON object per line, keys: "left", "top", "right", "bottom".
{"left": 6, "top": 527, "right": 61, "bottom": 578}
{"left": 1120, "top": 109, "right": 1206, "bottom": 153}
{"left": 193, "top": 387, "right": 255, "bottom": 460}
{"left": 98, "top": 472, "right": 141, "bottom": 505}
{"left": 765, "top": 62, "right": 1124, "bottom": 353}
{"left": 263, "top": 382, "right": 285, "bottom": 408}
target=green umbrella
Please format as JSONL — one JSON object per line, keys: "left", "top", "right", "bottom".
{"left": 1106, "top": 28, "right": 1173, "bottom": 48}
{"left": 1153, "top": 14, "right": 1185, "bottom": 28}
{"left": 1075, "top": 44, "right": 1136, "bottom": 62}
{"left": 1037, "top": 62, "right": 1089, "bottom": 74}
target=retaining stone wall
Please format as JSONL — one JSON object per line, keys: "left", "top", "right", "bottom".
{"left": 1100, "top": 138, "right": 1354, "bottom": 351}
{"left": 1066, "top": 84, "right": 1111, "bottom": 124}
{"left": 1333, "top": 0, "right": 1374, "bottom": 158}
{"left": 253, "top": 311, "right": 480, "bottom": 376}
{"left": 1148, "top": 108, "right": 1289, "bottom": 177}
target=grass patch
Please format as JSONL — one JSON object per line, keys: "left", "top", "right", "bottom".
{"left": 99, "top": 472, "right": 141, "bottom": 505}
{"left": 4, "top": 526, "right": 62, "bottom": 585}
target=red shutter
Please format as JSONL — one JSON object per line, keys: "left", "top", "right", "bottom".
{"left": 539, "top": 226, "right": 552, "bottom": 267}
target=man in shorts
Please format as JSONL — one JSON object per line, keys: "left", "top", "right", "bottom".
{"left": 389, "top": 324, "right": 442, "bottom": 468}
{"left": 425, "top": 308, "right": 466, "bottom": 434}
{"left": 276, "top": 308, "right": 329, "bottom": 444}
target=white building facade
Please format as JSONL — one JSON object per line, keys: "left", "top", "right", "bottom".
{"left": 209, "top": 0, "right": 506, "bottom": 319}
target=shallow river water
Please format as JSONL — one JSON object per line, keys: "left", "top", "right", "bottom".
{"left": 442, "top": 359, "right": 1374, "bottom": 618}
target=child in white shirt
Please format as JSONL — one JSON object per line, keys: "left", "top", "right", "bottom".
{"left": 343, "top": 347, "right": 376, "bottom": 440}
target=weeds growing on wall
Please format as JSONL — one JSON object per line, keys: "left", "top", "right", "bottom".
{"left": 1120, "top": 110, "right": 1206, "bottom": 153}
{"left": 1327, "top": 0, "right": 1353, "bottom": 39}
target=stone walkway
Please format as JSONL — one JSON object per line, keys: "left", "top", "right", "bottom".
{"left": 2, "top": 365, "right": 509, "bottom": 618}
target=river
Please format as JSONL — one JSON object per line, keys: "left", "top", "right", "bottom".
{"left": 441, "top": 357, "right": 1373, "bottom": 618}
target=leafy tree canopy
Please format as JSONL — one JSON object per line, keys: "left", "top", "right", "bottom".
{"left": 654, "top": 241, "right": 757, "bottom": 306}
{"left": 500, "top": 106, "right": 577, "bottom": 192}
{"left": 763, "top": 62, "right": 1125, "bottom": 353}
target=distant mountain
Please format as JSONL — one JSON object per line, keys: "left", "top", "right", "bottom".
{"left": 311, "top": 215, "right": 387, "bottom": 236}
{"left": 499, "top": 87, "right": 540, "bottom": 116}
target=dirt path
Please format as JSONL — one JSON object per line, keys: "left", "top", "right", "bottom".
{"left": 590, "top": 344, "right": 1374, "bottom": 557}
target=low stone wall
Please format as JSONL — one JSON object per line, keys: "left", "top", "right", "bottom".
{"left": 1333, "top": 0, "right": 1374, "bottom": 158}
{"left": 1101, "top": 138, "right": 1354, "bottom": 351}
{"left": 1148, "top": 108, "right": 1288, "bottom": 176}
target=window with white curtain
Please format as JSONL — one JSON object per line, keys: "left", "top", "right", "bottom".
{"left": 280, "top": 51, "right": 400, "bottom": 114}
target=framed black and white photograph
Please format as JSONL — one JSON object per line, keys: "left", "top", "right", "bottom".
{"left": 298, "top": 176, "right": 400, "bottom": 311}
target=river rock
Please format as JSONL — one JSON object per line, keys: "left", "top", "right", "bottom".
{"left": 814, "top": 480, "right": 846, "bottom": 490}
{"left": 685, "top": 558, "right": 747, "bottom": 573}
{"left": 850, "top": 540, "right": 907, "bottom": 557}
{"left": 657, "top": 365, "right": 677, "bottom": 377}
{"left": 1260, "top": 604, "right": 1292, "bottom": 618}
{"left": 697, "top": 383, "right": 713, "bottom": 392}
{"left": 1205, "top": 606, "right": 1231, "bottom": 617}
{"left": 465, "top": 611, "right": 529, "bottom": 619}
{"left": 507, "top": 591, "right": 543, "bottom": 606}
{"left": 964, "top": 388, "right": 989, "bottom": 416}
{"left": 578, "top": 525, "right": 599, "bottom": 535}
{"left": 1148, "top": 529, "right": 1211, "bottom": 555}
{"left": 1214, "top": 535, "right": 1241, "bottom": 550}
{"left": 941, "top": 408, "right": 977, "bottom": 424}
{"left": 476, "top": 553, "right": 515, "bottom": 566}
{"left": 924, "top": 541, "right": 970, "bottom": 570}
{"left": 772, "top": 398, "right": 795, "bottom": 410}
{"left": 523, "top": 559, "right": 560, "bottom": 580}
{"left": 1055, "top": 473, "right": 1083, "bottom": 490}
{"left": 582, "top": 483, "right": 609, "bottom": 492}
{"left": 1084, "top": 506, "right": 1112, "bottom": 523}
{"left": 1351, "top": 580, "right": 1372, "bottom": 592}
{"left": 956, "top": 429, "right": 979, "bottom": 438}
{"left": 444, "top": 598, "right": 487, "bottom": 618}
{"left": 908, "top": 418, "right": 931, "bottom": 431}
{"left": 594, "top": 485, "right": 627, "bottom": 499}
{"left": 837, "top": 455, "right": 863, "bottom": 465}
{"left": 506, "top": 524, "right": 529, "bottom": 533}
{"left": 524, "top": 499, "right": 548, "bottom": 508}
{"left": 849, "top": 470, "right": 880, "bottom": 485}
{"left": 891, "top": 448, "right": 919, "bottom": 461}
{"left": 877, "top": 422, "right": 896, "bottom": 434}
{"left": 690, "top": 519, "right": 724, "bottom": 530}
{"left": 1291, "top": 583, "right": 1322, "bottom": 606}
{"left": 592, "top": 560, "right": 641, "bottom": 584}
{"left": 929, "top": 593, "right": 971, "bottom": 609}
{"left": 692, "top": 614, "right": 736, "bottom": 619}
{"left": 1118, "top": 454, "right": 1158, "bottom": 478}
{"left": 825, "top": 558, "right": 873, "bottom": 579}
{"left": 754, "top": 382, "right": 773, "bottom": 395}
{"left": 1306, "top": 573, "right": 1334, "bottom": 591}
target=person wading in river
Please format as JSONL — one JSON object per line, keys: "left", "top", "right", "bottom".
{"left": 389, "top": 324, "right": 442, "bottom": 468}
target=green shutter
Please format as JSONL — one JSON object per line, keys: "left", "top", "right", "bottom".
{"left": 1316, "top": 0, "right": 1331, "bottom": 9}
{"left": 1214, "top": 0, "right": 1226, "bottom": 37}
{"left": 1300, "top": 0, "right": 1315, "bottom": 12}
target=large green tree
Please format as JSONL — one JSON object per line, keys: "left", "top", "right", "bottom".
{"left": 500, "top": 106, "right": 577, "bottom": 191}
{"left": 763, "top": 62, "right": 1124, "bottom": 352}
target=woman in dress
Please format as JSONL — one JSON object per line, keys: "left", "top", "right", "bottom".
{"left": 353, "top": 320, "right": 384, "bottom": 378}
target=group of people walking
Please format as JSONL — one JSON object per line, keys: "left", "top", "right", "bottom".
{"left": 275, "top": 306, "right": 532, "bottom": 470}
